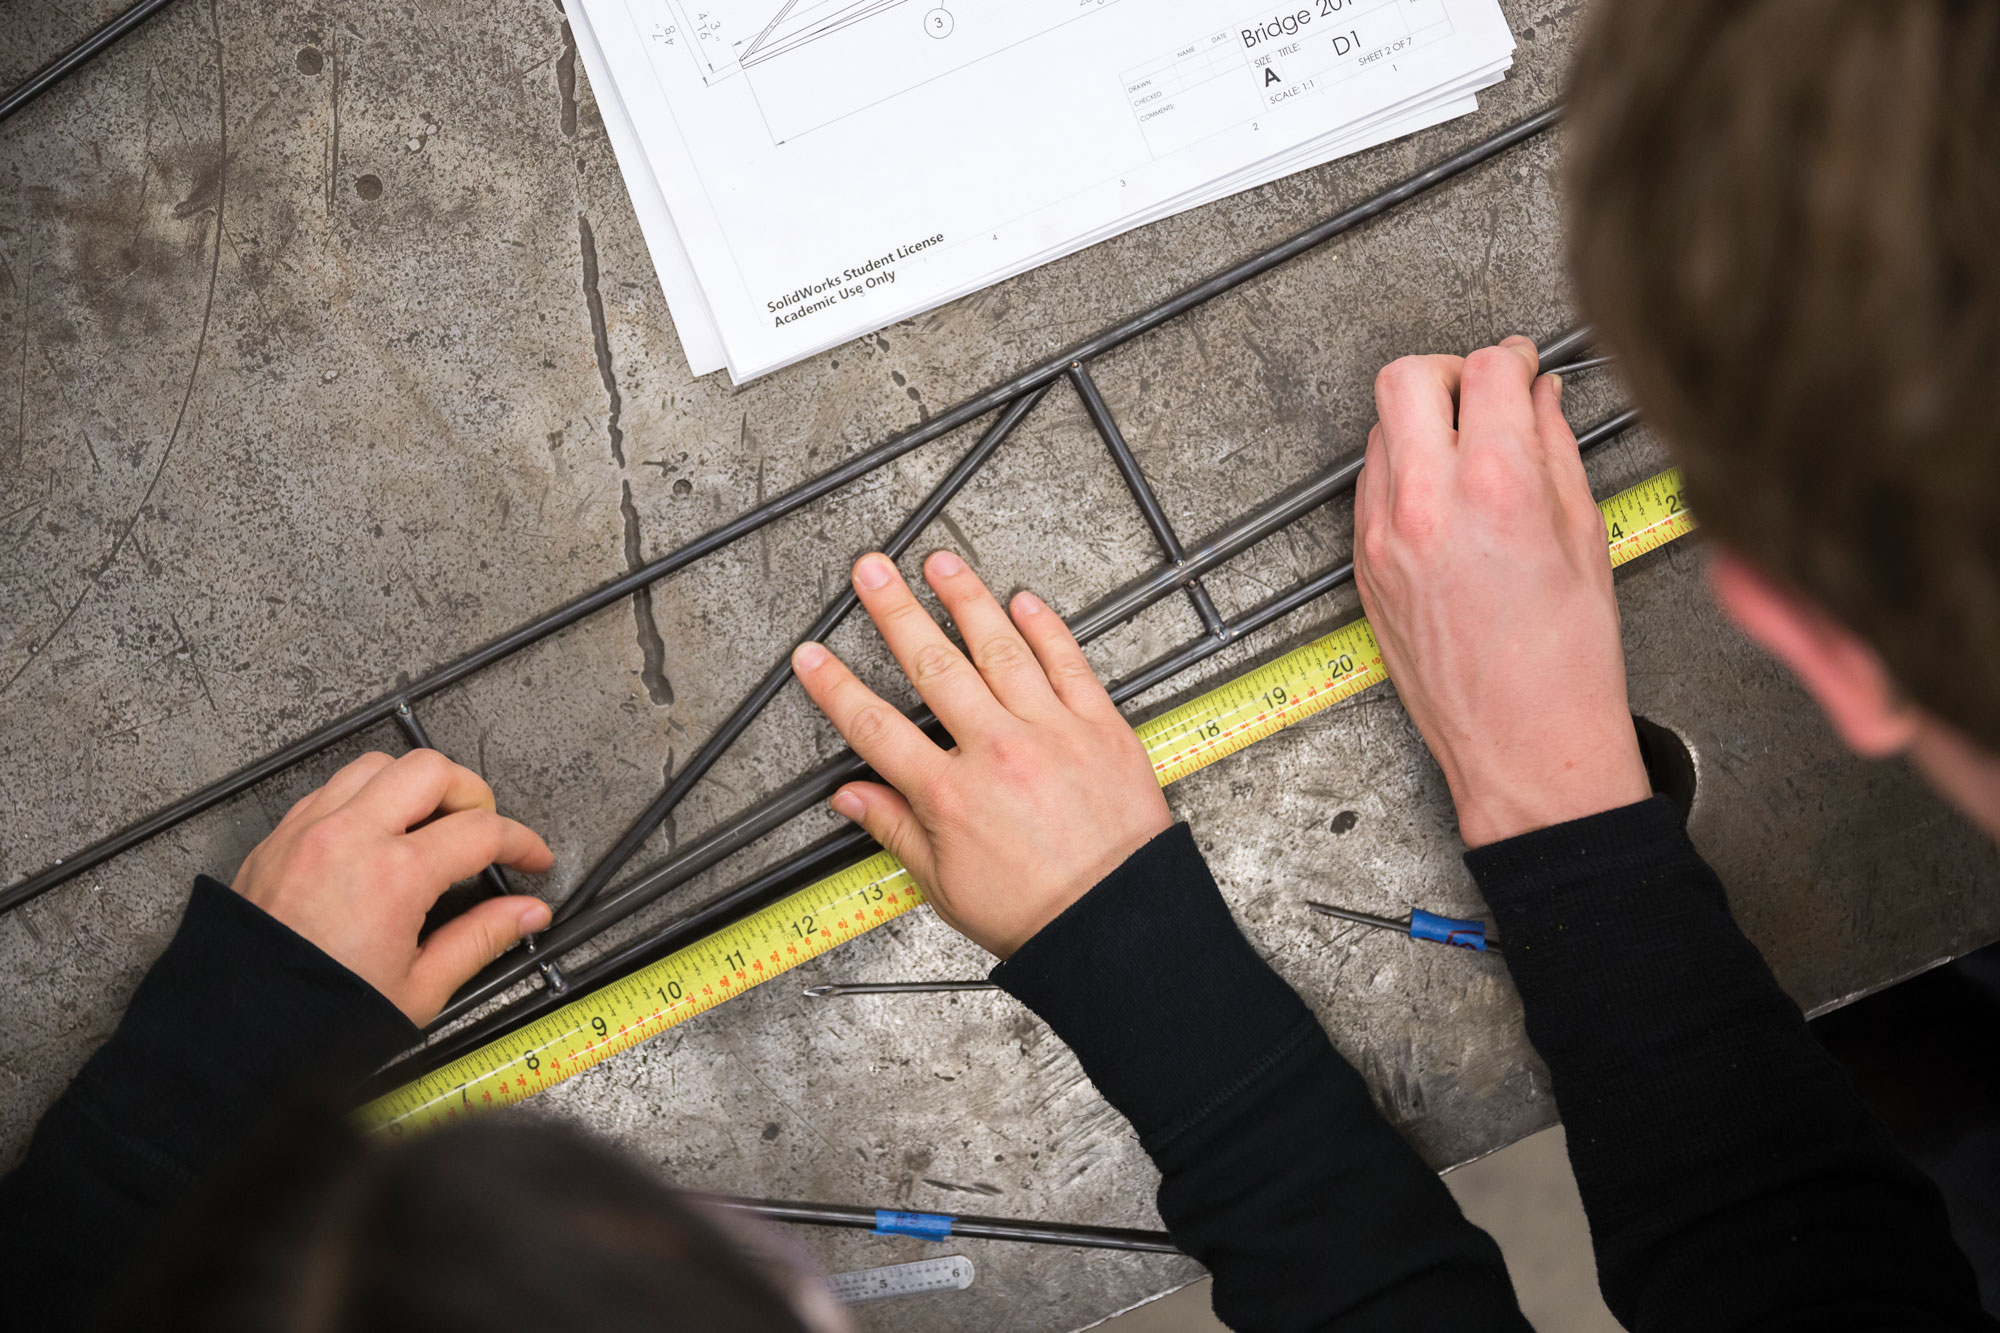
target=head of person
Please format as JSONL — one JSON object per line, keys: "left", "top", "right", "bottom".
{"left": 102, "top": 1106, "right": 850, "bottom": 1333}
{"left": 1564, "top": 0, "right": 2000, "bottom": 837}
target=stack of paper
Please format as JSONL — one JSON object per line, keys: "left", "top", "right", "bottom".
{"left": 565, "top": 0, "right": 1516, "bottom": 382}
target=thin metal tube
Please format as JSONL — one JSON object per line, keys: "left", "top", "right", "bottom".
{"left": 364, "top": 823, "right": 880, "bottom": 1094}
{"left": 803, "top": 981, "right": 1000, "bottom": 997}
{"left": 1067, "top": 363, "right": 1227, "bottom": 638}
{"left": 1108, "top": 404, "right": 1638, "bottom": 700}
{"left": 394, "top": 700, "right": 566, "bottom": 991}
{"left": 0, "top": 0, "right": 181, "bottom": 124}
{"left": 430, "top": 438, "right": 1377, "bottom": 1018}
{"left": 2, "top": 105, "right": 1561, "bottom": 917}
{"left": 422, "top": 401, "right": 1641, "bottom": 1044}
{"left": 700, "top": 1197, "right": 1180, "bottom": 1255}
{"left": 431, "top": 329, "right": 1606, "bottom": 1023}
{"left": 550, "top": 386, "right": 1050, "bottom": 927}
{"left": 1306, "top": 903, "right": 1410, "bottom": 934}
{"left": 392, "top": 702, "right": 509, "bottom": 904}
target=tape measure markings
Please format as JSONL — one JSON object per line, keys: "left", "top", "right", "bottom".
{"left": 361, "top": 468, "right": 1693, "bottom": 1134}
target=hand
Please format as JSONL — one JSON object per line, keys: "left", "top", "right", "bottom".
{"left": 1353, "top": 337, "right": 1651, "bottom": 848}
{"left": 792, "top": 551, "right": 1172, "bottom": 958}
{"left": 231, "top": 750, "right": 556, "bottom": 1023}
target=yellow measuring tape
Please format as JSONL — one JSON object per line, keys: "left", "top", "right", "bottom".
{"left": 359, "top": 468, "right": 1695, "bottom": 1135}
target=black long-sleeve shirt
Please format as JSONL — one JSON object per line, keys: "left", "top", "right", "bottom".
{"left": 2, "top": 800, "right": 1990, "bottom": 1329}
{"left": 997, "top": 802, "right": 1990, "bottom": 1329}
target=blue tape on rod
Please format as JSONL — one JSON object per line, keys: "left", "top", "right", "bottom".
{"left": 1410, "top": 909, "right": 1488, "bottom": 951}
{"left": 873, "top": 1209, "right": 956, "bottom": 1241}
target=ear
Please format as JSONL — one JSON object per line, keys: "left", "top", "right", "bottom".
{"left": 1708, "top": 551, "right": 1920, "bottom": 757}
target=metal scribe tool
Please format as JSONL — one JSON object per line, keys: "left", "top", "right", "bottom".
{"left": 1307, "top": 901, "right": 1500, "bottom": 953}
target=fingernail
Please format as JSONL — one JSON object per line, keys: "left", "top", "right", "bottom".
{"left": 1549, "top": 373, "right": 1564, "bottom": 399}
{"left": 830, "top": 789, "right": 866, "bottom": 821}
{"left": 519, "top": 902, "right": 552, "bottom": 933}
{"left": 854, "top": 554, "right": 895, "bottom": 590}
{"left": 1014, "top": 590, "right": 1044, "bottom": 616}
{"left": 929, "top": 550, "right": 965, "bottom": 578}
{"left": 793, "top": 642, "right": 830, "bottom": 672}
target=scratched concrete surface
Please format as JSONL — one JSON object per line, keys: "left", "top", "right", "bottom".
{"left": 3, "top": 1, "right": 1998, "bottom": 1329}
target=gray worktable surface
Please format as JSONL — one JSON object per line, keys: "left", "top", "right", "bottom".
{"left": 4, "top": 2, "right": 1998, "bottom": 1327}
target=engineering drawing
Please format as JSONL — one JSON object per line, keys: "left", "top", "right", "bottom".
{"left": 737, "top": 0, "right": 1118, "bottom": 142}
{"left": 740, "top": 0, "right": 916, "bottom": 67}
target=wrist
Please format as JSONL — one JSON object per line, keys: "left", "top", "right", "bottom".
{"left": 1448, "top": 741, "right": 1653, "bottom": 849}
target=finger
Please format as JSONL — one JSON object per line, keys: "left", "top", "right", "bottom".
{"left": 1532, "top": 373, "right": 1601, "bottom": 533}
{"left": 1356, "top": 422, "right": 1388, "bottom": 543}
{"left": 1456, "top": 338, "right": 1542, "bottom": 457}
{"left": 406, "top": 895, "right": 554, "bottom": 1023}
{"left": 829, "top": 782, "right": 938, "bottom": 890}
{"left": 285, "top": 752, "right": 396, "bottom": 826}
{"left": 792, "top": 641, "right": 948, "bottom": 791}
{"left": 851, "top": 553, "right": 1009, "bottom": 734}
{"left": 404, "top": 808, "right": 556, "bottom": 887}
{"left": 924, "top": 551, "right": 1061, "bottom": 720}
{"left": 1371, "top": 354, "right": 1464, "bottom": 462}
{"left": 1009, "top": 590, "right": 1121, "bottom": 723}
{"left": 344, "top": 749, "right": 497, "bottom": 833}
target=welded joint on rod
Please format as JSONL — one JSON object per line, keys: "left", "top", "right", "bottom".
{"left": 1065, "top": 359, "right": 1231, "bottom": 640}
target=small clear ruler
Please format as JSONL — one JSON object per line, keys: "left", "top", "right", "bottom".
{"left": 827, "top": 1255, "right": 976, "bottom": 1304}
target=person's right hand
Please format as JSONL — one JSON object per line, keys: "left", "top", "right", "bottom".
{"left": 231, "top": 750, "right": 556, "bottom": 1024}
{"left": 792, "top": 551, "right": 1172, "bottom": 958}
{"left": 1353, "top": 338, "right": 1652, "bottom": 847}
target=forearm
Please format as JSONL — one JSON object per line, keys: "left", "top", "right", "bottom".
{"left": 1471, "top": 797, "right": 1988, "bottom": 1331}
{"left": 995, "top": 824, "right": 1528, "bottom": 1332}
{"left": 0, "top": 878, "right": 416, "bottom": 1328}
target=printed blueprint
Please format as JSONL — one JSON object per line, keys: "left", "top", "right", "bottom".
{"left": 567, "top": 0, "right": 1516, "bottom": 379}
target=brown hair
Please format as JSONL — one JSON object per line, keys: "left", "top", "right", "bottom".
{"left": 102, "top": 1107, "right": 845, "bottom": 1333}
{"left": 1565, "top": 0, "right": 2000, "bottom": 749}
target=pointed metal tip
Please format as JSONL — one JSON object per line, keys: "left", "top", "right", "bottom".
{"left": 802, "top": 985, "right": 836, "bottom": 998}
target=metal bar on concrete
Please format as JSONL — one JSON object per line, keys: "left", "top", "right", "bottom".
{"left": 413, "top": 398, "right": 1639, "bottom": 1051}
{"left": 1067, "top": 362, "right": 1228, "bottom": 638}
{"left": 702, "top": 1197, "right": 1181, "bottom": 1255}
{"left": 0, "top": 0, "right": 182, "bottom": 124}
{"left": 0, "top": 104, "right": 1561, "bottom": 918}
{"left": 548, "top": 384, "right": 1052, "bottom": 928}
{"left": 393, "top": 701, "right": 511, "bottom": 906}
{"left": 804, "top": 982, "right": 1001, "bottom": 997}
{"left": 394, "top": 699, "right": 567, "bottom": 991}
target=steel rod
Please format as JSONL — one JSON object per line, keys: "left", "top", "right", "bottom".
{"left": 431, "top": 328, "right": 1605, "bottom": 1023}
{"left": 699, "top": 1197, "right": 1180, "bottom": 1255}
{"left": 393, "top": 700, "right": 566, "bottom": 991}
{"left": 419, "top": 401, "right": 1641, "bottom": 1045}
{"left": 429, "top": 437, "right": 1378, "bottom": 1018}
{"left": 803, "top": 981, "right": 1000, "bottom": 997}
{"left": 0, "top": 0, "right": 182, "bottom": 124}
{"left": 393, "top": 702, "right": 510, "bottom": 905}
{"left": 1306, "top": 903, "right": 1410, "bottom": 935}
{"left": 363, "top": 823, "right": 881, "bottom": 1095}
{"left": 550, "top": 386, "right": 1050, "bottom": 927}
{"left": 1067, "top": 363, "right": 1227, "bottom": 638}
{"left": 2, "top": 105, "right": 1561, "bottom": 917}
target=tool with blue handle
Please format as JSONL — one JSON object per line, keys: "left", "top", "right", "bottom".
{"left": 1307, "top": 901, "right": 1498, "bottom": 952}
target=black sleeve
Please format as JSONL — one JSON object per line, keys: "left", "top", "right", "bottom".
{"left": 993, "top": 823, "right": 1529, "bottom": 1332}
{"left": 1468, "top": 795, "right": 1994, "bottom": 1332}
{"left": 0, "top": 876, "right": 418, "bottom": 1332}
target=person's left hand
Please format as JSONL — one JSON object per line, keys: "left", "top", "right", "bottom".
{"left": 793, "top": 551, "right": 1172, "bottom": 958}
{"left": 232, "top": 750, "right": 556, "bottom": 1024}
